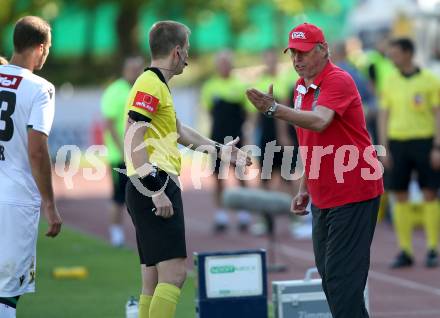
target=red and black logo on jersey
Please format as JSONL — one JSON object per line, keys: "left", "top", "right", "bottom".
{"left": 133, "top": 91, "right": 159, "bottom": 113}
{"left": 0, "top": 73, "right": 23, "bottom": 89}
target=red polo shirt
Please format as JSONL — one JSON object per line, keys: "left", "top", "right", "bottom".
{"left": 293, "top": 62, "right": 383, "bottom": 209}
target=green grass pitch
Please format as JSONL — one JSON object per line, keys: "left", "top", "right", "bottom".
{"left": 16, "top": 223, "right": 195, "bottom": 318}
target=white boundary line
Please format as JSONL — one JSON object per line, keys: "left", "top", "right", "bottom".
{"left": 368, "top": 271, "right": 440, "bottom": 296}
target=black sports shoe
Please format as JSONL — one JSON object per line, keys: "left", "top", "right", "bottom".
{"left": 390, "top": 251, "right": 414, "bottom": 269}
{"left": 425, "top": 250, "right": 438, "bottom": 268}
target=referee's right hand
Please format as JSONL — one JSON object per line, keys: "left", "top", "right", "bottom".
{"left": 152, "top": 192, "right": 174, "bottom": 218}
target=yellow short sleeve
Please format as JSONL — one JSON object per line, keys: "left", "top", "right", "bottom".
{"left": 127, "top": 75, "right": 163, "bottom": 120}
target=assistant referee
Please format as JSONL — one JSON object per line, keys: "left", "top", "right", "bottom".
{"left": 123, "top": 21, "right": 251, "bottom": 318}
{"left": 379, "top": 38, "right": 440, "bottom": 268}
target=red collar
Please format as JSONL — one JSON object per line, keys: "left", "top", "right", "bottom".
{"left": 298, "top": 61, "right": 334, "bottom": 90}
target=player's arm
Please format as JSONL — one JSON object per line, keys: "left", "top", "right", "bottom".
{"left": 28, "top": 131, "right": 54, "bottom": 203}
{"left": 28, "top": 130, "right": 61, "bottom": 237}
{"left": 28, "top": 86, "right": 61, "bottom": 237}
{"left": 176, "top": 119, "right": 252, "bottom": 167}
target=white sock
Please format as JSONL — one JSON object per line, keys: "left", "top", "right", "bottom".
{"left": 0, "top": 303, "right": 16, "bottom": 318}
{"left": 237, "top": 210, "right": 251, "bottom": 224}
{"left": 214, "top": 210, "right": 229, "bottom": 225}
{"left": 109, "top": 225, "right": 125, "bottom": 246}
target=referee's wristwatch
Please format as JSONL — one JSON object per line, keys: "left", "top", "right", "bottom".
{"left": 264, "top": 101, "right": 279, "bottom": 118}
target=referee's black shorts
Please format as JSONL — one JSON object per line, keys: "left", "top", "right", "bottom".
{"left": 126, "top": 171, "right": 187, "bottom": 266}
{"left": 388, "top": 138, "right": 440, "bottom": 191}
{"left": 312, "top": 196, "right": 380, "bottom": 318}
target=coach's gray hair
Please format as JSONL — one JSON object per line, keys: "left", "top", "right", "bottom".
{"left": 315, "top": 43, "right": 330, "bottom": 59}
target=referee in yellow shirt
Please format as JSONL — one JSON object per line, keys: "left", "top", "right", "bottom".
{"left": 200, "top": 50, "right": 251, "bottom": 233}
{"left": 379, "top": 38, "right": 440, "bottom": 268}
{"left": 123, "top": 21, "right": 251, "bottom": 318}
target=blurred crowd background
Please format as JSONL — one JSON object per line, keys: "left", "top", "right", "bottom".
{"left": 1, "top": 0, "right": 440, "bottom": 156}
{"left": 2, "top": 0, "right": 440, "bottom": 248}
{"left": 3, "top": 1, "right": 440, "bottom": 316}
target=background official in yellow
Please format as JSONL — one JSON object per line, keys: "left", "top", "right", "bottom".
{"left": 379, "top": 37, "right": 440, "bottom": 268}
{"left": 101, "top": 56, "right": 144, "bottom": 247}
{"left": 200, "top": 50, "right": 252, "bottom": 233}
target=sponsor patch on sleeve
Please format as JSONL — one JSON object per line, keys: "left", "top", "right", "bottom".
{"left": 0, "top": 73, "right": 23, "bottom": 89}
{"left": 132, "top": 91, "right": 159, "bottom": 113}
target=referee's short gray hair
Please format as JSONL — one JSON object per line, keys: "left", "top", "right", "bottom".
{"left": 149, "top": 21, "right": 191, "bottom": 59}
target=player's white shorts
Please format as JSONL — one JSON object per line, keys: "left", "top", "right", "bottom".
{"left": 0, "top": 303, "right": 16, "bottom": 318}
{"left": 0, "top": 203, "right": 40, "bottom": 297}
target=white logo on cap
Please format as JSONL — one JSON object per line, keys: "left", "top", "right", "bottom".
{"left": 292, "top": 32, "right": 306, "bottom": 40}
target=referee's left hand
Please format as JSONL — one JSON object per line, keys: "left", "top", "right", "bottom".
{"left": 246, "top": 84, "right": 274, "bottom": 113}
{"left": 224, "top": 137, "right": 252, "bottom": 167}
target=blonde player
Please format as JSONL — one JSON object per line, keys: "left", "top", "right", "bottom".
{"left": 0, "top": 16, "right": 62, "bottom": 317}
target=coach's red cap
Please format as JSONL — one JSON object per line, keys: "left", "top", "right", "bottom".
{"left": 284, "top": 23, "right": 325, "bottom": 53}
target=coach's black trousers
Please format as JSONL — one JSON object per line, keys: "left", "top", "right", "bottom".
{"left": 312, "top": 196, "right": 380, "bottom": 318}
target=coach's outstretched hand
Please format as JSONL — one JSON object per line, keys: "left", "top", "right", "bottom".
{"left": 44, "top": 202, "right": 62, "bottom": 237}
{"left": 246, "top": 84, "right": 275, "bottom": 113}
{"left": 221, "top": 137, "right": 252, "bottom": 167}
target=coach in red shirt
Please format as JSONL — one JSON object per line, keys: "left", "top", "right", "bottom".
{"left": 247, "top": 23, "right": 383, "bottom": 318}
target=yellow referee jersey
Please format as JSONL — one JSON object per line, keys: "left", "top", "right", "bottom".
{"left": 381, "top": 69, "right": 440, "bottom": 140}
{"left": 125, "top": 68, "right": 181, "bottom": 176}
{"left": 200, "top": 76, "right": 247, "bottom": 110}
